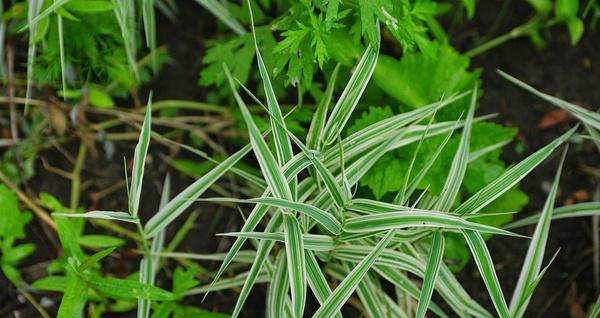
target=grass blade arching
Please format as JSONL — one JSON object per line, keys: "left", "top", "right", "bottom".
{"left": 454, "top": 126, "right": 576, "bottom": 215}
{"left": 509, "top": 147, "right": 567, "bottom": 318}
{"left": 284, "top": 214, "right": 307, "bottom": 318}
{"left": 462, "top": 229, "right": 510, "bottom": 318}
{"left": 312, "top": 230, "right": 394, "bottom": 318}
{"left": 415, "top": 231, "right": 445, "bottom": 318}
{"left": 130, "top": 94, "right": 152, "bottom": 217}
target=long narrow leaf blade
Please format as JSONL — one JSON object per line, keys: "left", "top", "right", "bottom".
{"left": 454, "top": 127, "right": 576, "bottom": 215}
{"left": 284, "top": 214, "right": 306, "bottom": 318}
{"left": 509, "top": 147, "right": 567, "bottom": 318}
{"left": 463, "top": 229, "right": 510, "bottom": 318}
{"left": 312, "top": 230, "right": 394, "bottom": 318}
{"left": 322, "top": 34, "right": 380, "bottom": 145}
{"left": 415, "top": 231, "right": 445, "bottom": 318}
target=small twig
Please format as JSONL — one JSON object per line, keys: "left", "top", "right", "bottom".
{"left": 20, "top": 289, "right": 51, "bottom": 318}
{"left": 593, "top": 184, "right": 600, "bottom": 293}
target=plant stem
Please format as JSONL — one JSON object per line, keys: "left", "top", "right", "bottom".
{"left": 70, "top": 142, "right": 87, "bottom": 210}
{"left": 464, "top": 19, "right": 555, "bottom": 58}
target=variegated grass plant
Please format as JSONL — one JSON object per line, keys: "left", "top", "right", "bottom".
{"left": 53, "top": 5, "right": 600, "bottom": 318}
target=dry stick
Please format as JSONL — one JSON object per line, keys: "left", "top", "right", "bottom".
{"left": 6, "top": 45, "right": 30, "bottom": 194}
{"left": 594, "top": 185, "right": 600, "bottom": 293}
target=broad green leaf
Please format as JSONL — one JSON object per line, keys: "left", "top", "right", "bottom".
{"left": 65, "top": 0, "right": 114, "bottom": 12}
{"left": 84, "top": 275, "right": 175, "bottom": 301}
{"left": 312, "top": 230, "right": 394, "bottom": 318}
{"left": 77, "top": 235, "right": 125, "bottom": 249}
{"left": 57, "top": 269, "right": 87, "bottom": 318}
{"left": 454, "top": 126, "right": 576, "bottom": 215}
{"left": 31, "top": 276, "right": 69, "bottom": 292}
{"left": 322, "top": 38, "right": 380, "bottom": 145}
{"left": 0, "top": 185, "right": 32, "bottom": 239}
{"left": 462, "top": 229, "right": 510, "bottom": 318}
{"left": 415, "top": 231, "right": 445, "bottom": 318}
{"left": 509, "top": 148, "right": 567, "bottom": 318}
{"left": 284, "top": 214, "right": 306, "bottom": 318}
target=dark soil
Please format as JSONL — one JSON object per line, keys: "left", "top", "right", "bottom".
{"left": 453, "top": 1, "right": 600, "bottom": 317}
{"left": 2, "top": 1, "right": 599, "bottom": 317}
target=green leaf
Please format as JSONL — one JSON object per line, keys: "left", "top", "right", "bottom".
{"left": 454, "top": 126, "right": 576, "bottom": 215}
{"left": 322, "top": 39, "right": 380, "bottom": 145}
{"left": 566, "top": 17, "right": 584, "bottom": 44}
{"left": 88, "top": 85, "right": 115, "bottom": 108}
{"left": 373, "top": 44, "right": 481, "bottom": 121}
{"left": 224, "top": 65, "right": 293, "bottom": 201}
{"left": 54, "top": 211, "right": 137, "bottom": 223}
{"left": 504, "top": 202, "right": 600, "bottom": 229}
{"left": 313, "top": 230, "right": 394, "bottom": 318}
{"left": 228, "top": 213, "right": 282, "bottom": 318}
{"left": 194, "top": 0, "right": 245, "bottom": 35}
{"left": 509, "top": 148, "right": 566, "bottom": 318}
{"left": 84, "top": 275, "right": 175, "bottom": 301}
{"left": 77, "top": 235, "right": 125, "bottom": 249}
{"left": 305, "top": 250, "right": 342, "bottom": 318}
{"left": 284, "top": 214, "right": 306, "bottom": 318}
{"left": 499, "top": 71, "right": 599, "bottom": 129}
{"left": 57, "top": 269, "right": 88, "bottom": 318}
{"left": 436, "top": 88, "right": 476, "bottom": 211}
{"left": 2, "top": 243, "right": 35, "bottom": 264}
{"left": 555, "top": 0, "right": 579, "bottom": 20}
{"left": 130, "top": 94, "right": 152, "bottom": 217}
{"left": 415, "top": 231, "right": 445, "bottom": 318}
{"left": 144, "top": 145, "right": 252, "bottom": 237}
{"left": 249, "top": 197, "right": 341, "bottom": 235}
{"left": 78, "top": 247, "right": 116, "bottom": 272}
{"left": 267, "top": 251, "right": 288, "bottom": 318}
{"left": 461, "top": 0, "right": 475, "bottom": 18}
{"left": 32, "top": 276, "right": 69, "bottom": 292}
{"left": 65, "top": 0, "right": 114, "bottom": 13}
{"left": 344, "top": 210, "right": 518, "bottom": 237}
{"left": 0, "top": 184, "right": 32, "bottom": 240}
{"left": 462, "top": 229, "right": 510, "bottom": 318}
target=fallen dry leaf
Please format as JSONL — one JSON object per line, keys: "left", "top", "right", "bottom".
{"left": 537, "top": 109, "right": 575, "bottom": 130}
